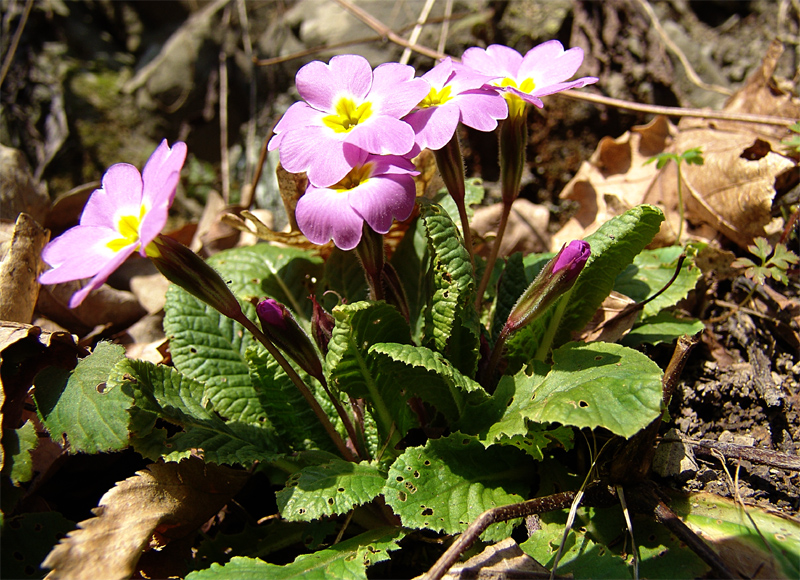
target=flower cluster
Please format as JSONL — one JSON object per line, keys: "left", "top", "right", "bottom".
{"left": 270, "top": 42, "right": 596, "bottom": 251}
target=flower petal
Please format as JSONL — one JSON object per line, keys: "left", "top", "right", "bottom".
{"left": 462, "top": 44, "right": 522, "bottom": 77}
{"left": 348, "top": 174, "right": 416, "bottom": 233}
{"left": 296, "top": 186, "right": 365, "bottom": 250}
{"left": 520, "top": 44, "right": 585, "bottom": 86}
{"left": 369, "top": 62, "right": 430, "bottom": 117}
{"left": 80, "top": 163, "right": 143, "bottom": 229}
{"left": 296, "top": 55, "right": 373, "bottom": 111}
{"left": 405, "top": 104, "right": 461, "bottom": 150}
{"left": 139, "top": 140, "right": 187, "bottom": 248}
{"left": 346, "top": 116, "right": 416, "bottom": 155}
{"left": 268, "top": 102, "right": 320, "bottom": 150}
{"left": 39, "top": 225, "right": 123, "bottom": 284}
{"left": 67, "top": 244, "right": 139, "bottom": 308}
{"left": 455, "top": 90, "right": 508, "bottom": 131}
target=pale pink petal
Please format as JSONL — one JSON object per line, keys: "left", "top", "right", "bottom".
{"left": 67, "top": 244, "right": 139, "bottom": 308}
{"left": 139, "top": 140, "right": 187, "bottom": 248}
{"left": 346, "top": 116, "right": 416, "bottom": 155}
{"left": 296, "top": 186, "right": 364, "bottom": 250}
{"left": 421, "top": 58, "right": 455, "bottom": 89}
{"left": 39, "top": 225, "right": 122, "bottom": 283}
{"left": 462, "top": 45, "right": 522, "bottom": 77}
{"left": 368, "top": 154, "right": 418, "bottom": 176}
{"left": 405, "top": 105, "right": 460, "bottom": 150}
{"left": 348, "top": 174, "right": 416, "bottom": 233}
{"left": 268, "top": 102, "right": 320, "bottom": 150}
{"left": 296, "top": 55, "right": 372, "bottom": 111}
{"left": 503, "top": 88, "right": 545, "bottom": 108}
{"left": 529, "top": 77, "right": 597, "bottom": 98}
{"left": 520, "top": 44, "right": 585, "bottom": 86}
{"left": 455, "top": 91, "right": 508, "bottom": 131}
{"left": 369, "top": 62, "right": 430, "bottom": 117}
{"left": 80, "top": 164, "right": 143, "bottom": 229}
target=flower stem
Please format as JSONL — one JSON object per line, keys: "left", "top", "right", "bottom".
{"left": 475, "top": 201, "right": 512, "bottom": 309}
{"left": 236, "top": 313, "right": 357, "bottom": 462}
{"left": 433, "top": 134, "right": 474, "bottom": 267}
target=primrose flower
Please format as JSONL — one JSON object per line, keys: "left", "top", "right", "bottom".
{"left": 39, "top": 140, "right": 187, "bottom": 308}
{"left": 404, "top": 57, "right": 507, "bottom": 151}
{"left": 461, "top": 41, "right": 597, "bottom": 117}
{"left": 268, "top": 54, "right": 429, "bottom": 187}
{"left": 295, "top": 151, "right": 418, "bottom": 251}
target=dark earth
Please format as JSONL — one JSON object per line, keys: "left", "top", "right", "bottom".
{"left": 2, "top": 0, "right": 799, "bottom": 576}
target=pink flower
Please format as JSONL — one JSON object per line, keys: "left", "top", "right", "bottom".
{"left": 268, "top": 54, "right": 430, "bottom": 188}
{"left": 295, "top": 151, "right": 418, "bottom": 251}
{"left": 39, "top": 140, "right": 187, "bottom": 308}
{"left": 404, "top": 57, "right": 507, "bottom": 151}
{"left": 461, "top": 41, "right": 597, "bottom": 117}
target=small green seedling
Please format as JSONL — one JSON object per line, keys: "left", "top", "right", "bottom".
{"left": 645, "top": 147, "right": 705, "bottom": 243}
{"left": 781, "top": 121, "right": 800, "bottom": 154}
{"left": 732, "top": 237, "right": 799, "bottom": 285}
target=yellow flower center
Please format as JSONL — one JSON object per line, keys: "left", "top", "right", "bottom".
{"left": 498, "top": 77, "right": 535, "bottom": 120}
{"left": 322, "top": 97, "right": 373, "bottom": 133}
{"left": 332, "top": 162, "right": 374, "bottom": 191}
{"left": 417, "top": 85, "right": 453, "bottom": 108}
{"left": 106, "top": 205, "right": 147, "bottom": 252}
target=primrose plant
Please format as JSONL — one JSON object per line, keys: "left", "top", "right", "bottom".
{"left": 30, "top": 41, "right": 709, "bottom": 579}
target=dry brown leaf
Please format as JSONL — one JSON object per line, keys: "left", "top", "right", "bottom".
{"left": 432, "top": 537, "right": 550, "bottom": 580}
{"left": 0, "top": 213, "right": 50, "bottom": 324}
{"left": 578, "top": 291, "right": 640, "bottom": 343}
{"left": 0, "top": 144, "right": 51, "bottom": 225}
{"left": 42, "top": 458, "right": 249, "bottom": 580}
{"left": 472, "top": 199, "right": 550, "bottom": 257}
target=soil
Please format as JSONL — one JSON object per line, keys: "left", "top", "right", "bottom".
{"left": 2, "top": 0, "right": 799, "bottom": 576}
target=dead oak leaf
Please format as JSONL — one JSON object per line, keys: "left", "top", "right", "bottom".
{"left": 42, "top": 458, "right": 249, "bottom": 580}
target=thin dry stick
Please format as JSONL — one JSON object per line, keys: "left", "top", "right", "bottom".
{"left": 437, "top": 0, "right": 453, "bottom": 55}
{"left": 616, "top": 486, "right": 639, "bottom": 580}
{"left": 633, "top": 0, "right": 732, "bottom": 96}
{"left": 0, "top": 0, "right": 34, "bottom": 89}
{"left": 237, "top": 0, "right": 257, "bottom": 192}
{"left": 219, "top": 4, "right": 232, "bottom": 204}
{"left": 400, "top": 0, "right": 437, "bottom": 65}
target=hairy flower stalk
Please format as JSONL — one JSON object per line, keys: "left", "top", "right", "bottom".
{"left": 483, "top": 240, "right": 590, "bottom": 384}
{"left": 433, "top": 135, "right": 475, "bottom": 266}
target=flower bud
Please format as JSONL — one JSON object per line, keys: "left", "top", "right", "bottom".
{"left": 257, "top": 298, "right": 324, "bottom": 383}
{"left": 503, "top": 240, "right": 590, "bottom": 336}
{"left": 149, "top": 234, "right": 243, "bottom": 320}
{"left": 311, "top": 296, "right": 336, "bottom": 356}
{"left": 498, "top": 113, "right": 527, "bottom": 206}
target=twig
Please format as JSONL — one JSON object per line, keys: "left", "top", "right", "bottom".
{"left": 237, "top": 0, "right": 257, "bottom": 195}
{"left": 400, "top": 0, "right": 437, "bottom": 65}
{"left": 0, "top": 0, "right": 34, "bottom": 90}
{"left": 437, "top": 0, "right": 453, "bottom": 55}
{"left": 219, "top": 4, "right": 232, "bottom": 204}
{"left": 633, "top": 0, "right": 732, "bottom": 96}
{"left": 686, "top": 438, "right": 800, "bottom": 471}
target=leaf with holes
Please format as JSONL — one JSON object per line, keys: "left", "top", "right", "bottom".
{"left": 277, "top": 458, "right": 386, "bottom": 522}
{"left": 186, "top": 527, "right": 405, "bottom": 580}
{"left": 420, "top": 201, "right": 480, "bottom": 377}
{"left": 164, "top": 244, "right": 321, "bottom": 424}
{"left": 33, "top": 341, "right": 130, "bottom": 454}
{"left": 523, "top": 341, "right": 663, "bottom": 438}
{"left": 112, "top": 358, "right": 281, "bottom": 465}
{"left": 383, "top": 433, "right": 533, "bottom": 542}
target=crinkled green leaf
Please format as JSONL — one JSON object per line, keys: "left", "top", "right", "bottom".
{"left": 2, "top": 420, "right": 38, "bottom": 485}
{"left": 111, "top": 358, "right": 280, "bottom": 465}
{"left": 164, "top": 244, "right": 321, "bottom": 424}
{"left": 523, "top": 342, "right": 663, "bottom": 438}
{"left": 33, "top": 342, "right": 130, "bottom": 454}
{"left": 507, "top": 206, "right": 664, "bottom": 366}
{"left": 614, "top": 246, "right": 701, "bottom": 317}
{"left": 245, "top": 346, "right": 337, "bottom": 454}
{"left": 326, "top": 301, "right": 414, "bottom": 449}
{"left": 454, "top": 363, "right": 574, "bottom": 460}
{"left": 622, "top": 311, "right": 705, "bottom": 347}
{"left": 187, "top": 527, "right": 405, "bottom": 580}
{"left": 420, "top": 201, "right": 480, "bottom": 376}
{"left": 383, "top": 433, "right": 532, "bottom": 542}
{"left": 369, "top": 342, "right": 487, "bottom": 422}
{"left": 277, "top": 459, "right": 386, "bottom": 521}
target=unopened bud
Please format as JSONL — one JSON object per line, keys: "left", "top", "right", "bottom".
{"left": 311, "top": 296, "right": 335, "bottom": 356}
{"left": 503, "top": 240, "right": 590, "bottom": 336}
{"left": 149, "top": 234, "right": 243, "bottom": 320}
{"left": 257, "top": 298, "right": 324, "bottom": 383}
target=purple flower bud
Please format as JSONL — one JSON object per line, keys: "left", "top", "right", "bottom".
{"left": 552, "top": 240, "right": 591, "bottom": 281}
{"left": 257, "top": 298, "right": 324, "bottom": 383}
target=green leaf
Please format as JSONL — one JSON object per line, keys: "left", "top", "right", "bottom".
{"left": 245, "top": 346, "right": 337, "bottom": 454}
{"left": 326, "top": 301, "right": 414, "bottom": 449}
{"left": 491, "top": 252, "right": 527, "bottom": 344}
{"left": 277, "top": 458, "right": 386, "bottom": 521}
{"left": 614, "top": 246, "right": 701, "bottom": 317}
{"left": 507, "top": 205, "right": 664, "bottom": 365}
{"left": 1, "top": 512, "right": 75, "bottom": 580}
{"left": 164, "top": 244, "right": 322, "bottom": 424}
{"left": 33, "top": 342, "right": 130, "bottom": 454}
{"left": 111, "top": 358, "right": 281, "bottom": 465}
{"left": 420, "top": 201, "right": 480, "bottom": 376}
{"left": 523, "top": 342, "right": 663, "bottom": 438}
{"left": 1, "top": 420, "right": 38, "bottom": 485}
{"left": 431, "top": 177, "right": 485, "bottom": 228}
{"left": 320, "top": 248, "right": 368, "bottom": 307}
{"left": 187, "top": 527, "right": 405, "bottom": 580}
{"left": 383, "top": 433, "right": 533, "bottom": 542}
{"left": 454, "top": 363, "right": 574, "bottom": 460}
{"left": 369, "top": 343, "right": 487, "bottom": 422}
{"left": 621, "top": 311, "right": 705, "bottom": 347}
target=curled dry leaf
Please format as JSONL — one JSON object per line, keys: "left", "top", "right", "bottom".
{"left": 554, "top": 40, "right": 799, "bottom": 250}
{"left": 42, "top": 458, "right": 249, "bottom": 580}
{"left": 471, "top": 198, "right": 550, "bottom": 257}
{"left": 0, "top": 213, "right": 50, "bottom": 324}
